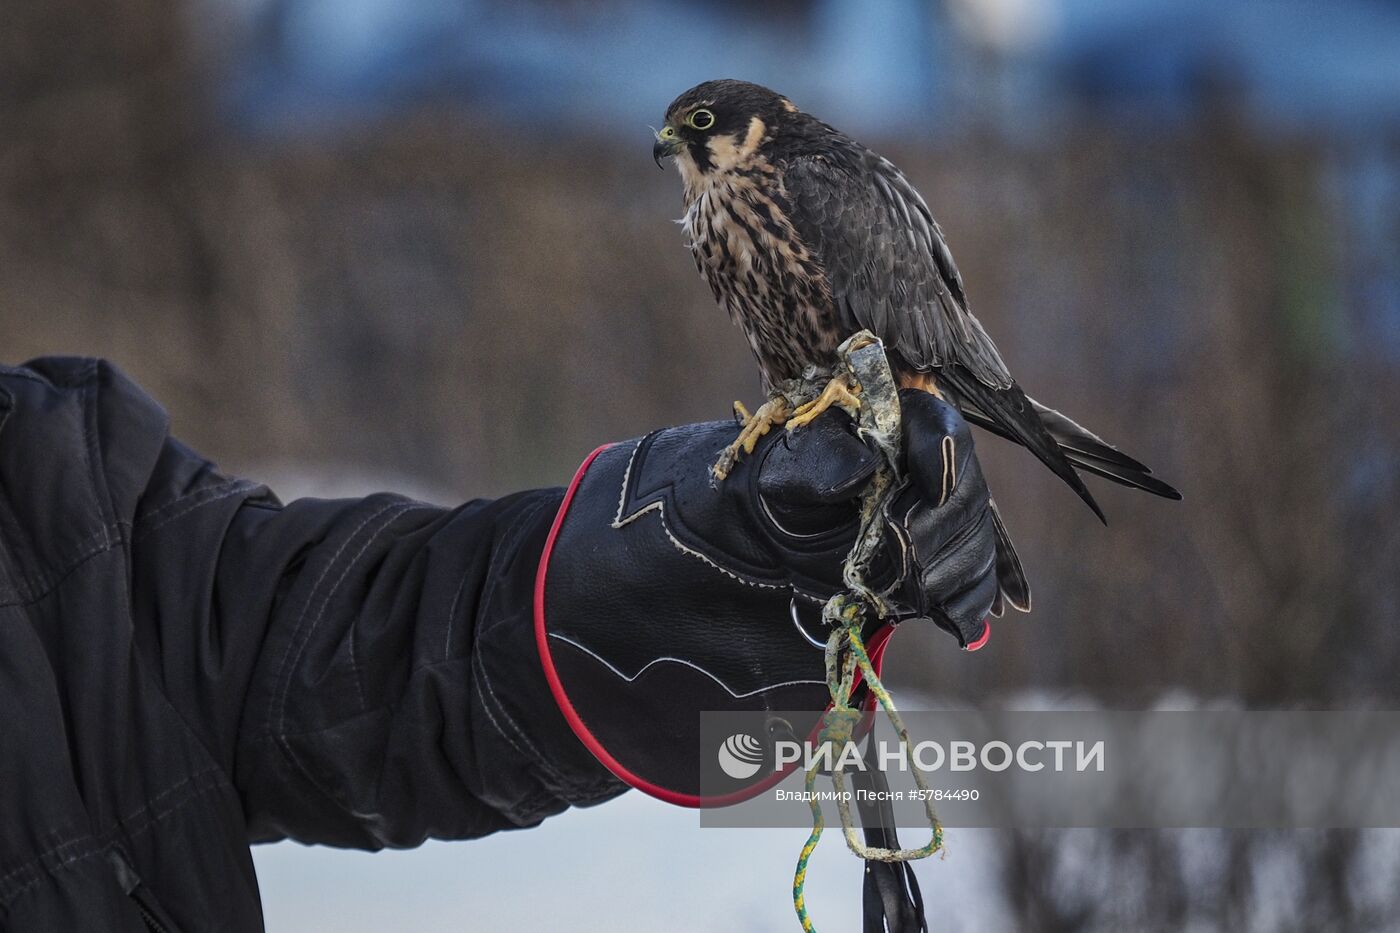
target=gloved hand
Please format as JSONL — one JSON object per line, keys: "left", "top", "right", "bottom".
{"left": 534, "top": 390, "right": 1002, "bottom": 804}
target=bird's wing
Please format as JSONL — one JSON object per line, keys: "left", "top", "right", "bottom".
{"left": 784, "top": 148, "right": 1111, "bottom": 523}
{"left": 782, "top": 151, "right": 1013, "bottom": 390}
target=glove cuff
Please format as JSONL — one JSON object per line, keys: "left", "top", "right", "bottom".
{"left": 534, "top": 438, "right": 890, "bottom": 807}
{"left": 534, "top": 444, "right": 676, "bottom": 798}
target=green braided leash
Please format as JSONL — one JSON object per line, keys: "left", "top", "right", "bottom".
{"left": 789, "top": 332, "right": 946, "bottom": 933}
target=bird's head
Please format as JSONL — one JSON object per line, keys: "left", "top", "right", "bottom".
{"left": 654, "top": 79, "right": 801, "bottom": 185}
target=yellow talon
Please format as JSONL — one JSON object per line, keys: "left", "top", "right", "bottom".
{"left": 787, "top": 374, "right": 862, "bottom": 431}
{"left": 713, "top": 395, "right": 792, "bottom": 481}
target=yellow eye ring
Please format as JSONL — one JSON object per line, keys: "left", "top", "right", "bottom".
{"left": 687, "top": 109, "right": 715, "bottom": 130}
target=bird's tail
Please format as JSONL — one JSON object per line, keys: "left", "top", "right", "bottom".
{"left": 944, "top": 375, "right": 1111, "bottom": 523}
{"left": 957, "top": 390, "right": 1181, "bottom": 504}
{"left": 1024, "top": 399, "right": 1182, "bottom": 500}
{"left": 989, "top": 499, "right": 1030, "bottom": 615}
{"left": 920, "top": 370, "right": 1178, "bottom": 613}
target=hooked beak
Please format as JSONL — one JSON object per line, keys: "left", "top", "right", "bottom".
{"left": 653, "top": 126, "right": 682, "bottom": 169}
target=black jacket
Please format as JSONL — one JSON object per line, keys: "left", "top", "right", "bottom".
{"left": 0, "top": 358, "right": 621, "bottom": 932}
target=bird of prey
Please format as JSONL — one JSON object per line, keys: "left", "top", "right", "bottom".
{"left": 653, "top": 79, "right": 1180, "bottom": 613}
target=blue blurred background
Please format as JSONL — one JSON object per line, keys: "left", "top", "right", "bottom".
{"left": 5, "top": 0, "right": 1400, "bottom": 928}
{"left": 223, "top": 0, "right": 1400, "bottom": 141}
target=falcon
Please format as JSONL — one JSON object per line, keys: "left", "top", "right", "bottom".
{"left": 653, "top": 79, "right": 1180, "bottom": 612}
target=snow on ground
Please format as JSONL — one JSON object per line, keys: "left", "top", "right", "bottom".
{"left": 253, "top": 789, "right": 1010, "bottom": 932}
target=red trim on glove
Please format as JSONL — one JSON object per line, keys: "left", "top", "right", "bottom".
{"left": 534, "top": 445, "right": 908, "bottom": 808}
{"left": 966, "top": 619, "right": 991, "bottom": 652}
{"left": 535, "top": 445, "right": 794, "bottom": 808}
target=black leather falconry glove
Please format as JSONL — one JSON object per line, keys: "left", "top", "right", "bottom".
{"left": 535, "top": 390, "right": 999, "bottom": 804}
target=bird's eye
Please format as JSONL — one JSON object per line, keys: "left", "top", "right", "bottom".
{"left": 688, "top": 109, "right": 716, "bottom": 131}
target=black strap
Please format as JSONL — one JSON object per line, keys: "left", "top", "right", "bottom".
{"left": 853, "top": 730, "right": 928, "bottom": 933}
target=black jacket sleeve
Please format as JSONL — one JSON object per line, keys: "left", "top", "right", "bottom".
{"left": 130, "top": 442, "right": 624, "bottom": 852}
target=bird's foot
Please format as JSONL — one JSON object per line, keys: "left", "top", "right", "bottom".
{"left": 713, "top": 396, "right": 792, "bottom": 481}
{"left": 787, "top": 373, "right": 862, "bottom": 431}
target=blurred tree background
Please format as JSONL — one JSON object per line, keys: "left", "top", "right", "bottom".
{"left": 4, "top": 0, "right": 1400, "bottom": 929}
